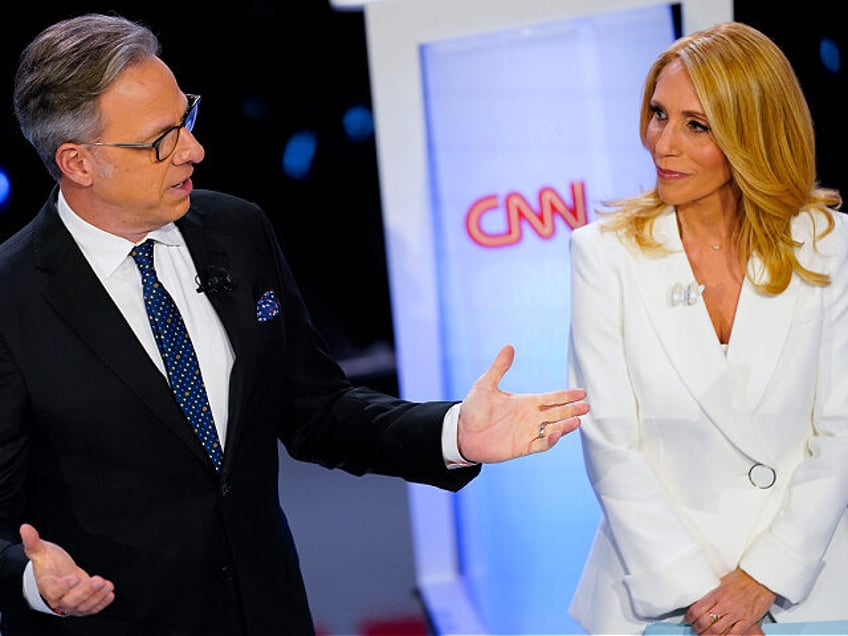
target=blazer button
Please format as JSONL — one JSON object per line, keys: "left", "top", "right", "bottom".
{"left": 219, "top": 565, "right": 233, "bottom": 580}
{"left": 748, "top": 463, "right": 776, "bottom": 489}
{"left": 221, "top": 481, "right": 233, "bottom": 497}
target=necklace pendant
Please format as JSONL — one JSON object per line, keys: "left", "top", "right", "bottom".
{"left": 712, "top": 244, "right": 720, "bottom": 251}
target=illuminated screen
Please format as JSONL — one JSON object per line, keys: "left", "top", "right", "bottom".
{"left": 420, "top": 5, "right": 675, "bottom": 633}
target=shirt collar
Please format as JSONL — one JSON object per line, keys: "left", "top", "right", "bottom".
{"left": 57, "top": 189, "right": 185, "bottom": 278}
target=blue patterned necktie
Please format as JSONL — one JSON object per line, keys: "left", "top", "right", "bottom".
{"left": 130, "top": 239, "right": 223, "bottom": 472}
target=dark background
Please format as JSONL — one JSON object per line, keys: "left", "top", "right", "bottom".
{"left": 0, "top": 2, "right": 396, "bottom": 387}
{"left": 1, "top": 2, "right": 845, "bottom": 634}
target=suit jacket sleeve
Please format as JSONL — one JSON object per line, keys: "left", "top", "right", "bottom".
{"left": 193, "top": 191, "right": 480, "bottom": 490}
{"left": 0, "top": 329, "right": 29, "bottom": 614}
{"left": 738, "top": 212, "right": 848, "bottom": 603}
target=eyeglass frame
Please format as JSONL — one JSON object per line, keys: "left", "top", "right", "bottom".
{"left": 81, "top": 94, "right": 201, "bottom": 162}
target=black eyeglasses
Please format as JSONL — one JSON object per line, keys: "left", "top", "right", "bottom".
{"left": 82, "top": 94, "right": 200, "bottom": 162}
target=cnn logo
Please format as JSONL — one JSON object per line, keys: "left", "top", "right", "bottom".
{"left": 466, "top": 181, "right": 587, "bottom": 247}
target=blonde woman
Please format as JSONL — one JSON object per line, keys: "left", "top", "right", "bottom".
{"left": 568, "top": 21, "right": 847, "bottom": 635}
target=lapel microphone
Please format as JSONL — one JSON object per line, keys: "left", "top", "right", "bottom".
{"left": 195, "top": 266, "right": 234, "bottom": 294}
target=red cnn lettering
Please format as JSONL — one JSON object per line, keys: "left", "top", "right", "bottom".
{"left": 466, "top": 181, "right": 587, "bottom": 248}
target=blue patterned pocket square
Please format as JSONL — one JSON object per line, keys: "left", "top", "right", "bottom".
{"left": 256, "top": 290, "right": 281, "bottom": 323}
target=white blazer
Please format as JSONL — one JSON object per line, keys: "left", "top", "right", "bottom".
{"left": 567, "top": 207, "right": 848, "bottom": 634}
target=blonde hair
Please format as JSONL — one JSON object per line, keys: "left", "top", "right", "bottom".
{"left": 602, "top": 21, "right": 841, "bottom": 294}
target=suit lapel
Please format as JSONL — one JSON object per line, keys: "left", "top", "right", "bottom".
{"left": 33, "top": 199, "right": 214, "bottom": 467}
{"left": 176, "top": 207, "right": 255, "bottom": 463}
{"left": 727, "top": 254, "right": 799, "bottom": 412}
{"left": 630, "top": 209, "right": 786, "bottom": 459}
{"left": 630, "top": 209, "right": 729, "bottom": 396}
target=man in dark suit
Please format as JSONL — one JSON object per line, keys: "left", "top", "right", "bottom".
{"left": 0, "top": 13, "right": 589, "bottom": 636}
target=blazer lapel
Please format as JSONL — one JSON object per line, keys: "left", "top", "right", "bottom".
{"left": 727, "top": 254, "right": 799, "bottom": 412}
{"left": 177, "top": 208, "right": 255, "bottom": 463}
{"left": 33, "top": 200, "right": 213, "bottom": 467}
{"left": 629, "top": 209, "right": 767, "bottom": 458}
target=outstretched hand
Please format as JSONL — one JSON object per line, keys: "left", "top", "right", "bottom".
{"left": 20, "top": 523, "right": 115, "bottom": 617}
{"left": 456, "top": 344, "right": 589, "bottom": 463}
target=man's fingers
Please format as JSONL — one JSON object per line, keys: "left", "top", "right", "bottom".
{"left": 66, "top": 578, "right": 116, "bottom": 616}
{"left": 538, "top": 388, "right": 588, "bottom": 410}
{"left": 539, "top": 396, "right": 590, "bottom": 424}
{"left": 529, "top": 412, "right": 583, "bottom": 452}
{"left": 50, "top": 578, "right": 109, "bottom": 615}
{"left": 534, "top": 427, "right": 564, "bottom": 450}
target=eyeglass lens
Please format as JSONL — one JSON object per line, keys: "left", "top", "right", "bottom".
{"left": 156, "top": 96, "right": 200, "bottom": 161}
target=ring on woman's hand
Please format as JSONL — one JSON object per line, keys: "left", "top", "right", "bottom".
{"left": 537, "top": 423, "right": 547, "bottom": 439}
{"left": 709, "top": 612, "right": 720, "bottom": 624}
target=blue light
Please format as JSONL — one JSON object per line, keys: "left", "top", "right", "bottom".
{"left": 0, "top": 169, "right": 10, "bottom": 208}
{"left": 342, "top": 105, "right": 374, "bottom": 142}
{"left": 282, "top": 130, "right": 317, "bottom": 180}
{"left": 820, "top": 37, "right": 840, "bottom": 75}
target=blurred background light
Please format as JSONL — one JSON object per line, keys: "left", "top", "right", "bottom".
{"left": 282, "top": 130, "right": 318, "bottom": 180}
{"left": 0, "top": 169, "right": 10, "bottom": 208}
{"left": 820, "top": 36, "right": 840, "bottom": 74}
{"left": 342, "top": 105, "right": 374, "bottom": 142}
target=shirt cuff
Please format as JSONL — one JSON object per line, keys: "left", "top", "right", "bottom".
{"left": 24, "top": 560, "right": 60, "bottom": 615}
{"left": 442, "top": 402, "right": 477, "bottom": 468}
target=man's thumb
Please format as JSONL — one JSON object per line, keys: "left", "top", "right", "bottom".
{"left": 20, "top": 523, "right": 42, "bottom": 557}
{"left": 481, "top": 344, "right": 515, "bottom": 387}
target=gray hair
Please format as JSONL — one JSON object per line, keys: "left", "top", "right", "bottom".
{"left": 13, "top": 13, "right": 161, "bottom": 180}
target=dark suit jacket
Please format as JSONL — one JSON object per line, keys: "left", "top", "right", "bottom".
{"left": 0, "top": 188, "right": 480, "bottom": 636}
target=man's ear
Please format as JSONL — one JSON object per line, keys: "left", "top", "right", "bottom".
{"left": 54, "top": 143, "right": 94, "bottom": 186}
